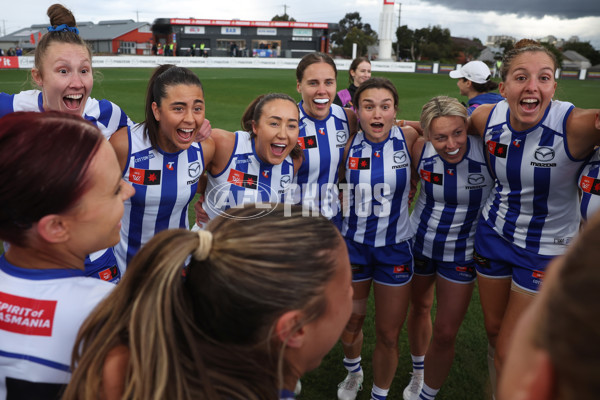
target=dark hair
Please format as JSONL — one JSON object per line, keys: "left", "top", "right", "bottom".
{"left": 0, "top": 111, "right": 103, "bottom": 246}
{"left": 296, "top": 52, "right": 337, "bottom": 82}
{"left": 240, "top": 93, "right": 302, "bottom": 160}
{"left": 348, "top": 56, "right": 370, "bottom": 84}
{"left": 34, "top": 4, "right": 91, "bottom": 74}
{"left": 143, "top": 64, "right": 204, "bottom": 150}
{"left": 352, "top": 77, "right": 399, "bottom": 111}
{"left": 500, "top": 39, "right": 558, "bottom": 81}
{"left": 465, "top": 78, "right": 499, "bottom": 93}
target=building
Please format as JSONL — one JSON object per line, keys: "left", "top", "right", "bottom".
{"left": 150, "top": 18, "right": 337, "bottom": 57}
{"left": 485, "top": 35, "right": 516, "bottom": 47}
{"left": 0, "top": 20, "right": 152, "bottom": 55}
{"left": 562, "top": 50, "right": 592, "bottom": 69}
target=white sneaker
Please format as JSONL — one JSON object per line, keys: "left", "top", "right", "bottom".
{"left": 337, "top": 370, "right": 364, "bottom": 400}
{"left": 403, "top": 371, "right": 424, "bottom": 400}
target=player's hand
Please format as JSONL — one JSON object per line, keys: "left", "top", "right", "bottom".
{"left": 194, "top": 195, "right": 209, "bottom": 224}
{"left": 195, "top": 119, "right": 212, "bottom": 142}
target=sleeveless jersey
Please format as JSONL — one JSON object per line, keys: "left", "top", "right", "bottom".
{"left": 0, "top": 90, "right": 132, "bottom": 140}
{"left": 114, "top": 124, "right": 205, "bottom": 272}
{"left": 482, "top": 99, "right": 583, "bottom": 255}
{"left": 411, "top": 136, "right": 493, "bottom": 261}
{"left": 294, "top": 102, "right": 350, "bottom": 219}
{"left": 341, "top": 126, "right": 412, "bottom": 247}
{"left": 0, "top": 255, "right": 113, "bottom": 399}
{"left": 579, "top": 149, "right": 600, "bottom": 220}
{"left": 0, "top": 89, "right": 133, "bottom": 281}
{"left": 203, "top": 131, "right": 295, "bottom": 220}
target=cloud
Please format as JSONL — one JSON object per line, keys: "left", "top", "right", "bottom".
{"left": 419, "top": 0, "right": 600, "bottom": 19}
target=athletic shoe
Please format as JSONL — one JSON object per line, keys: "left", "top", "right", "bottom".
{"left": 337, "top": 370, "right": 364, "bottom": 400}
{"left": 403, "top": 371, "right": 424, "bottom": 400}
{"left": 294, "top": 379, "right": 302, "bottom": 396}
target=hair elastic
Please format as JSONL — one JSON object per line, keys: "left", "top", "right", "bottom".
{"left": 47, "top": 24, "right": 79, "bottom": 35}
{"left": 193, "top": 230, "right": 213, "bottom": 261}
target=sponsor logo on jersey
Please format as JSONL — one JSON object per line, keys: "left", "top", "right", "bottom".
{"left": 336, "top": 130, "right": 348, "bottom": 143}
{"left": 134, "top": 153, "right": 155, "bottom": 163}
{"left": 486, "top": 140, "right": 508, "bottom": 158}
{"left": 512, "top": 139, "right": 522, "bottom": 148}
{"left": 227, "top": 169, "right": 258, "bottom": 190}
{"left": 318, "top": 127, "right": 325, "bottom": 135}
{"left": 280, "top": 174, "right": 291, "bottom": 188}
{"left": 420, "top": 169, "right": 443, "bottom": 185}
{"left": 297, "top": 135, "right": 318, "bottom": 150}
{"left": 531, "top": 146, "right": 557, "bottom": 167}
{"left": 446, "top": 168, "right": 454, "bottom": 176}
{"left": 166, "top": 161, "right": 175, "bottom": 171}
{"left": 129, "top": 167, "right": 161, "bottom": 185}
{"left": 468, "top": 173, "right": 485, "bottom": 185}
{"left": 99, "top": 266, "right": 119, "bottom": 281}
{"left": 262, "top": 170, "right": 269, "bottom": 178}
{"left": 455, "top": 265, "right": 474, "bottom": 273}
{"left": 580, "top": 175, "right": 600, "bottom": 195}
{"left": 393, "top": 151, "right": 407, "bottom": 164}
{"left": 0, "top": 292, "right": 56, "bottom": 336}
{"left": 188, "top": 161, "right": 201, "bottom": 178}
{"left": 374, "top": 150, "right": 381, "bottom": 158}
{"left": 348, "top": 157, "right": 371, "bottom": 170}
{"left": 532, "top": 270, "right": 544, "bottom": 279}
{"left": 393, "top": 264, "right": 409, "bottom": 274}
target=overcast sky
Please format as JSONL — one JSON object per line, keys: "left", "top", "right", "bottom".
{"left": 2, "top": 0, "right": 599, "bottom": 49}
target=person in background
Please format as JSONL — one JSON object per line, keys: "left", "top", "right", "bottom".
{"left": 449, "top": 60, "right": 503, "bottom": 116}
{"left": 63, "top": 204, "right": 353, "bottom": 400}
{"left": 0, "top": 111, "right": 134, "bottom": 399}
{"left": 403, "top": 96, "right": 493, "bottom": 400}
{"left": 498, "top": 208, "right": 600, "bottom": 400}
{"left": 333, "top": 56, "right": 372, "bottom": 111}
{"left": 0, "top": 3, "right": 133, "bottom": 284}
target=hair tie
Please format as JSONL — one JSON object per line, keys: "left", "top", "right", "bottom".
{"left": 47, "top": 24, "right": 79, "bottom": 35}
{"left": 192, "top": 230, "right": 213, "bottom": 261}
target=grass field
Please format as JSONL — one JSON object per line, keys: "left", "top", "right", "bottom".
{"left": 1, "top": 67, "right": 598, "bottom": 399}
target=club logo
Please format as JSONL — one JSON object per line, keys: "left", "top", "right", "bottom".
{"left": 420, "top": 169, "right": 443, "bottom": 185}
{"left": 227, "top": 169, "right": 258, "bottom": 190}
{"left": 129, "top": 167, "right": 161, "bottom": 185}
{"left": 487, "top": 140, "right": 507, "bottom": 158}
{"left": 580, "top": 176, "right": 600, "bottom": 195}
{"left": 348, "top": 157, "right": 371, "bottom": 170}
{"left": 297, "top": 135, "right": 318, "bottom": 150}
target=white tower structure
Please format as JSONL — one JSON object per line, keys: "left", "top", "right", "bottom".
{"left": 378, "top": 0, "right": 395, "bottom": 60}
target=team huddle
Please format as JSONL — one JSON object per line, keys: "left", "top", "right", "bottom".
{"left": 1, "top": 3, "right": 599, "bottom": 400}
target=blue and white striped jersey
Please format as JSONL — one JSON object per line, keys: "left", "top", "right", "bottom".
{"left": 482, "top": 99, "right": 583, "bottom": 255}
{"left": 342, "top": 126, "right": 412, "bottom": 247}
{"left": 411, "top": 136, "right": 493, "bottom": 261}
{"left": 293, "top": 102, "right": 350, "bottom": 219}
{"left": 579, "top": 149, "right": 600, "bottom": 221}
{"left": 114, "top": 124, "right": 205, "bottom": 272}
{"left": 203, "top": 131, "right": 295, "bottom": 220}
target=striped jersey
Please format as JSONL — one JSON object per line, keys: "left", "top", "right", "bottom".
{"left": 203, "top": 131, "right": 295, "bottom": 220}
{"left": 0, "top": 90, "right": 132, "bottom": 140}
{"left": 341, "top": 126, "right": 412, "bottom": 247}
{"left": 114, "top": 124, "right": 206, "bottom": 272}
{"left": 411, "top": 136, "right": 493, "bottom": 261}
{"left": 579, "top": 149, "right": 600, "bottom": 220}
{"left": 293, "top": 102, "right": 350, "bottom": 219}
{"left": 482, "top": 99, "right": 583, "bottom": 255}
{"left": 0, "top": 255, "right": 113, "bottom": 399}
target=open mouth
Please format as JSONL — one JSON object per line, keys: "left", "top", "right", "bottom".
{"left": 313, "top": 98, "right": 329, "bottom": 105}
{"left": 177, "top": 128, "right": 194, "bottom": 142}
{"left": 447, "top": 148, "right": 460, "bottom": 156}
{"left": 370, "top": 122, "right": 384, "bottom": 132}
{"left": 271, "top": 143, "right": 286, "bottom": 156}
{"left": 63, "top": 94, "right": 83, "bottom": 110}
{"left": 520, "top": 98, "right": 539, "bottom": 112}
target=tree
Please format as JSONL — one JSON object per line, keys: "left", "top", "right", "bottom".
{"left": 540, "top": 42, "right": 563, "bottom": 67}
{"left": 395, "top": 25, "right": 414, "bottom": 60}
{"left": 562, "top": 41, "right": 600, "bottom": 66}
{"left": 331, "top": 12, "right": 377, "bottom": 58}
{"left": 271, "top": 13, "right": 295, "bottom": 22}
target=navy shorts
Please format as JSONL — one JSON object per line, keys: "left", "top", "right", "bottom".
{"left": 474, "top": 219, "right": 554, "bottom": 293}
{"left": 413, "top": 254, "right": 476, "bottom": 284}
{"left": 345, "top": 238, "right": 413, "bottom": 286}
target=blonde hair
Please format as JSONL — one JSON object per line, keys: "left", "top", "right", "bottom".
{"left": 419, "top": 96, "right": 468, "bottom": 140}
{"left": 500, "top": 39, "right": 558, "bottom": 81}
{"left": 64, "top": 204, "right": 342, "bottom": 400}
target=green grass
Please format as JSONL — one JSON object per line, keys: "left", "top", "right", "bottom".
{"left": 1, "top": 67, "right": 598, "bottom": 399}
